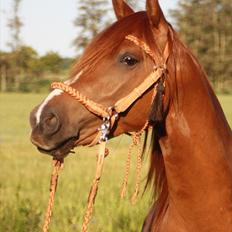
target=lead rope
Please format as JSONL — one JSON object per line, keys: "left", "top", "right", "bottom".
{"left": 81, "top": 142, "right": 108, "bottom": 232}
{"left": 42, "top": 145, "right": 108, "bottom": 232}
{"left": 42, "top": 131, "right": 145, "bottom": 232}
{"left": 42, "top": 159, "right": 63, "bottom": 232}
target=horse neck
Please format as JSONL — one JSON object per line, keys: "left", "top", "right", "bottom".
{"left": 159, "top": 38, "right": 232, "bottom": 228}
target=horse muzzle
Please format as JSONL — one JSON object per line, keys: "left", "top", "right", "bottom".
{"left": 30, "top": 106, "right": 79, "bottom": 159}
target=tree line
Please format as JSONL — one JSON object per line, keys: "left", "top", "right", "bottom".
{"left": 171, "top": 0, "right": 232, "bottom": 93}
{"left": 0, "top": 0, "right": 74, "bottom": 92}
{"left": 0, "top": 48, "right": 73, "bottom": 92}
{"left": 0, "top": 0, "right": 231, "bottom": 93}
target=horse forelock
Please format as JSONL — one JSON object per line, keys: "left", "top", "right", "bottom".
{"left": 70, "top": 11, "right": 158, "bottom": 80}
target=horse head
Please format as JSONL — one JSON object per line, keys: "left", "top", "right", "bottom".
{"left": 30, "top": 0, "right": 172, "bottom": 160}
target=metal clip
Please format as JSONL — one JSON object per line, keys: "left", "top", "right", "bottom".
{"left": 99, "top": 116, "right": 111, "bottom": 143}
{"left": 98, "top": 107, "right": 119, "bottom": 143}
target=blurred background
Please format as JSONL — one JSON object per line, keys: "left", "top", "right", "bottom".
{"left": 1, "top": 0, "right": 231, "bottom": 93}
{"left": 0, "top": 0, "right": 231, "bottom": 231}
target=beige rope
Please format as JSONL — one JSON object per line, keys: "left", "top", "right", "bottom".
{"left": 113, "top": 68, "right": 164, "bottom": 113}
{"left": 51, "top": 67, "right": 165, "bottom": 120}
{"left": 42, "top": 159, "right": 63, "bottom": 232}
{"left": 126, "top": 35, "right": 161, "bottom": 64}
{"left": 51, "top": 82, "right": 109, "bottom": 118}
{"left": 81, "top": 142, "right": 107, "bottom": 232}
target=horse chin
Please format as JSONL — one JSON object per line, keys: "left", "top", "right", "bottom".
{"left": 73, "top": 130, "right": 100, "bottom": 147}
{"left": 37, "top": 137, "right": 78, "bottom": 160}
{"left": 36, "top": 128, "right": 99, "bottom": 159}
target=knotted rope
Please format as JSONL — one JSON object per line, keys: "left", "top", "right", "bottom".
{"left": 51, "top": 82, "right": 109, "bottom": 118}
{"left": 125, "top": 35, "right": 162, "bottom": 64}
{"left": 42, "top": 159, "right": 63, "bottom": 232}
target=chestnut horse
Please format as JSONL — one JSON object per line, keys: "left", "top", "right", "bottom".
{"left": 30, "top": 0, "right": 232, "bottom": 231}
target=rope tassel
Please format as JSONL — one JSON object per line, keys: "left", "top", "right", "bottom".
{"left": 131, "top": 136, "right": 143, "bottom": 205}
{"left": 120, "top": 132, "right": 144, "bottom": 204}
{"left": 120, "top": 138, "right": 136, "bottom": 199}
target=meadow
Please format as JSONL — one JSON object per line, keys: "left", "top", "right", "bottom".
{"left": 0, "top": 93, "right": 231, "bottom": 232}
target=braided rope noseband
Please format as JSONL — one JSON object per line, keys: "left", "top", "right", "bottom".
{"left": 42, "top": 34, "right": 170, "bottom": 232}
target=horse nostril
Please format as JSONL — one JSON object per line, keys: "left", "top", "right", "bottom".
{"left": 42, "top": 112, "right": 60, "bottom": 135}
{"left": 46, "top": 115, "right": 58, "bottom": 127}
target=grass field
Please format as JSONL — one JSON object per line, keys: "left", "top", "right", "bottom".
{"left": 0, "top": 93, "right": 231, "bottom": 232}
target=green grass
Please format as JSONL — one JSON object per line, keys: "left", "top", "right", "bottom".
{"left": 0, "top": 93, "right": 231, "bottom": 232}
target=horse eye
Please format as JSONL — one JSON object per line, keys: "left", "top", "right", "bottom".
{"left": 120, "top": 55, "right": 138, "bottom": 66}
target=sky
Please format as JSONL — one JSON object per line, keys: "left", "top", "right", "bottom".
{"left": 0, "top": 0, "right": 178, "bottom": 57}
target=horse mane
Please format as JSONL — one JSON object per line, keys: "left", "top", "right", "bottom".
{"left": 143, "top": 98, "right": 169, "bottom": 229}
{"left": 143, "top": 26, "right": 190, "bottom": 227}
{"left": 143, "top": 21, "right": 212, "bottom": 228}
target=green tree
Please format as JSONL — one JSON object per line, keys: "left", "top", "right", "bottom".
{"left": 171, "top": 0, "right": 232, "bottom": 92}
{"left": 0, "top": 46, "right": 39, "bottom": 91}
{"left": 73, "top": 0, "right": 110, "bottom": 54}
{"left": 17, "top": 46, "right": 39, "bottom": 74}
{"left": 40, "top": 52, "right": 63, "bottom": 74}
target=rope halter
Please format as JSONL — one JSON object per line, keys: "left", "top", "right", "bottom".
{"left": 42, "top": 34, "right": 170, "bottom": 232}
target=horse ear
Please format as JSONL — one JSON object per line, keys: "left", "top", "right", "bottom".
{"left": 146, "top": 0, "right": 164, "bottom": 28}
{"left": 112, "top": 0, "right": 134, "bottom": 20}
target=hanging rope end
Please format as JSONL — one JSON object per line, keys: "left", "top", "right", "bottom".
{"left": 120, "top": 182, "right": 128, "bottom": 199}
{"left": 131, "top": 189, "right": 139, "bottom": 205}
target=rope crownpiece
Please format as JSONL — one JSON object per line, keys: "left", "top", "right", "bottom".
{"left": 125, "top": 35, "right": 159, "bottom": 63}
